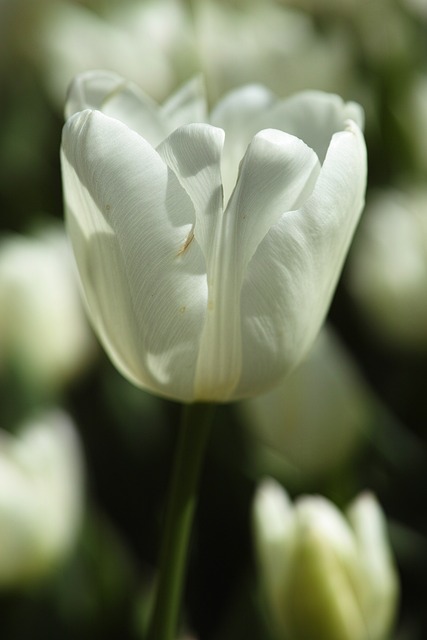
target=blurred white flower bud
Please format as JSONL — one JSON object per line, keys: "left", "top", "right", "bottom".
{"left": 0, "top": 409, "right": 84, "bottom": 587}
{"left": 240, "top": 326, "right": 371, "bottom": 479}
{"left": 347, "top": 187, "right": 427, "bottom": 349}
{"left": 402, "top": 0, "right": 427, "bottom": 21}
{"left": 194, "top": 1, "right": 354, "bottom": 101}
{"left": 35, "top": 0, "right": 196, "bottom": 108}
{"left": 253, "top": 479, "right": 399, "bottom": 640}
{"left": 0, "top": 225, "right": 95, "bottom": 392}
{"left": 33, "top": 0, "right": 356, "bottom": 112}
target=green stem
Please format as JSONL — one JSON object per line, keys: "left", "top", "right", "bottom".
{"left": 146, "top": 402, "right": 215, "bottom": 640}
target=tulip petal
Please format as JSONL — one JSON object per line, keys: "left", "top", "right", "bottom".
{"left": 347, "top": 493, "right": 399, "bottom": 640}
{"left": 211, "top": 85, "right": 363, "bottom": 182}
{"left": 210, "top": 84, "right": 276, "bottom": 140}
{"left": 194, "top": 128, "right": 319, "bottom": 401}
{"left": 236, "top": 120, "right": 366, "bottom": 398}
{"left": 64, "top": 69, "right": 121, "bottom": 118}
{"left": 286, "top": 497, "right": 367, "bottom": 640}
{"left": 226, "top": 128, "right": 321, "bottom": 271}
{"left": 161, "top": 75, "right": 208, "bottom": 131}
{"left": 253, "top": 479, "right": 296, "bottom": 628}
{"left": 210, "top": 87, "right": 362, "bottom": 200}
{"left": 65, "top": 71, "right": 208, "bottom": 148}
{"left": 158, "top": 123, "right": 234, "bottom": 400}
{"left": 157, "top": 123, "right": 225, "bottom": 259}
{"left": 210, "top": 84, "right": 277, "bottom": 202}
{"left": 260, "top": 91, "right": 365, "bottom": 163}
{"left": 65, "top": 69, "right": 166, "bottom": 145}
{"left": 61, "top": 109, "right": 207, "bottom": 401}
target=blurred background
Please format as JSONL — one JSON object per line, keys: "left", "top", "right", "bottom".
{"left": 0, "top": 0, "right": 427, "bottom": 638}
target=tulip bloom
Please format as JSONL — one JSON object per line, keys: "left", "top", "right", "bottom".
{"left": 0, "top": 410, "right": 83, "bottom": 587}
{"left": 61, "top": 71, "right": 366, "bottom": 403}
{"left": 348, "top": 187, "right": 427, "bottom": 349}
{"left": 241, "top": 325, "right": 370, "bottom": 478}
{"left": 253, "top": 480, "right": 399, "bottom": 640}
{"left": 0, "top": 226, "right": 95, "bottom": 392}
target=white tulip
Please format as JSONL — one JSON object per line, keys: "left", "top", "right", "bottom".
{"left": 36, "top": 0, "right": 197, "bottom": 109}
{"left": 347, "top": 187, "right": 427, "bottom": 348}
{"left": 0, "top": 225, "right": 95, "bottom": 392}
{"left": 0, "top": 410, "right": 84, "bottom": 587}
{"left": 253, "top": 479, "right": 399, "bottom": 640}
{"left": 240, "top": 325, "right": 371, "bottom": 478}
{"left": 193, "top": 0, "right": 355, "bottom": 101}
{"left": 61, "top": 71, "right": 367, "bottom": 403}
{"left": 402, "top": 0, "right": 427, "bottom": 21}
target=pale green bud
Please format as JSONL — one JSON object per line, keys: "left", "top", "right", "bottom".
{"left": 253, "top": 479, "right": 399, "bottom": 640}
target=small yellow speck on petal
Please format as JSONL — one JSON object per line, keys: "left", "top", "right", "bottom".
{"left": 177, "top": 229, "right": 194, "bottom": 256}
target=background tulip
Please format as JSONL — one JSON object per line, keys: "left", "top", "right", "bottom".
{"left": 347, "top": 187, "right": 427, "bottom": 349}
{"left": 253, "top": 479, "right": 399, "bottom": 640}
{"left": 61, "top": 71, "right": 367, "bottom": 403}
{"left": 240, "top": 325, "right": 372, "bottom": 480}
{"left": 0, "top": 410, "right": 84, "bottom": 588}
{"left": 0, "top": 225, "right": 95, "bottom": 394}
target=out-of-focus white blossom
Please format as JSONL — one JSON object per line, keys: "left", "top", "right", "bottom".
{"left": 29, "top": 0, "right": 358, "bottom": 111}
{"left": 402, "top": 0, "right": 427, "bottom": 21}
{"left": 347, "top": 187, "right": 427, "bottom": 349}
{"left": 284, "top": 0, "right": 413, "bottom": 69}
{"left": 0, "top": 409, "right": 84, "bottom": 588}
{"left": 240, "top": 326, "right": 371, "bottom": 479}
{"left": 35, "top": 0, "right": 196, "bottom": 108}
{"left": 193, "top": 0, "right": 354, "bottom": 101}
{"left": 253, "top": 479, "right": 399, "bottom": 640}
{"left": 61, "top": 71, "right": 366, "bottom": 402}
{"left": 0, "top": 225, "right": 95, "bottom": 392}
